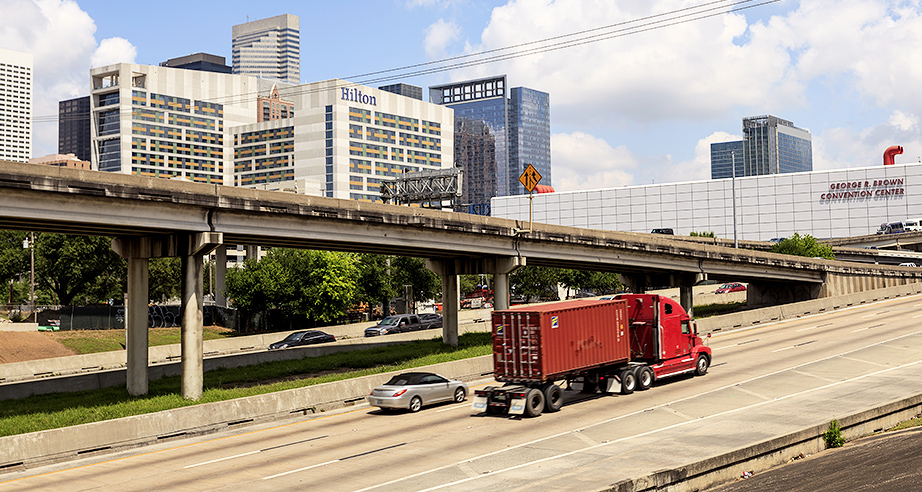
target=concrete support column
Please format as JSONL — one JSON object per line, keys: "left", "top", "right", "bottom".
{"left": 441, "top": 273, "right": 459, "bottom": 347}
{"left": 620, "top": 274, "right": 647, "bottom": 294}
{"left": 494, "top": 273, "right": 510, "bottom": 311}
{"left": 679, "top": 284, "right": 694, "bottom": 319}
{"left": 180, "top": 251, "right": 204, "bottom": 400}
{"left": 126, "top": 256, "right": 149, "bottom": 396}
{"left": 214, "top": 245, "right": 227, "bottom": 308}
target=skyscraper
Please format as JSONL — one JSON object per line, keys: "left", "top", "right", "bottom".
{"left": 232, "top": 14, "right": 300, "bottom": 85}
{"left": 0, "top": 48, "right": 32, "bottom": 162}
{"left": 58, "top": 96, "right": 91, "bottom": 162}
{"left": 710, "top": 115, "right": 812, "bottom": 179}
{"left": 429, "top": 75, "right": 550, "bottom": 211}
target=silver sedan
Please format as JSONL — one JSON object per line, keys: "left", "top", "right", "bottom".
{"left": 367, "top": 372, "right": 468, "bottom": 413}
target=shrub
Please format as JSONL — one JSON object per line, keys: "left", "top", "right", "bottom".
{"left": 823, "top": 419, "right": 845, "bottom": 448}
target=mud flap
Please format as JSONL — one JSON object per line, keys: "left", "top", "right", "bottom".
{"left": 472, "top": 395, "right": 488, "bottom": 412}
{"left": 508, "top": 396, "right": 527, "bottom": 415}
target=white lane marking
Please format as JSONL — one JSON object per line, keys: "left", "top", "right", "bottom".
{"left": 415, "top": 359, "right": 922, "bottom": 492}
{"left": 436, "top": 403, "right": 471, "bottom": 414}
{"left": 354, "top": 328, "right": 922, "bottom": 492}
{"left": 853, "top": 327, "right": 871, "bottom": 333}
{"left": 796, "top": 326, "right": 817, "bottom": 332}
{"left": 263, "top": 459, "right": 341, "bottom": 480}
{"left": 861, "top": 313, "right": 879, "bottom": 318}
{"left": 913, "top": 313, "right": 922, "bottom": 319}
{"left": 772, "top": 346, "right": 794, "bottom": 352}
{"left": 184, "top": 450, "right": 260, "bottom": 468}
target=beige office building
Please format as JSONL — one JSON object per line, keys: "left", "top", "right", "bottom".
{"left": 0, "top": 48, "right": 32, "bottom": 162}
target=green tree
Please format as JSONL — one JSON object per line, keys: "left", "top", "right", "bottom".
{"left": 355, "top": 254, "right": 395, "bottom": 318}
{"left": 510, "top": 266, "right": 560, "bottom": 302}
{"left": 0, "top": 230, "right": 29, "bottom": 304}
{"left": 690, "top": 231, "right": 716, "bottom": 238}
{"left": 770, "top": 232, "right": 834, "bottom": 260}
{"left": 148, "top": 257, "right": 181, "bottom": 303}
{"left": 390, "top": 256, "right": 440, "bottom": 309}
{"left": 34, "top": 233, "right": 125, "bottom": 305}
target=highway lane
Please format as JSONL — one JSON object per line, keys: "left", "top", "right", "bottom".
{"left": 3, "top": 295, "right": 922, "bottom": 491}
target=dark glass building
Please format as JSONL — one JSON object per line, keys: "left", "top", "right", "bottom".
{"left": 429, "top": 75, "right": 550, "bottom": 213}
{"left": 710, "top": 141, "right": 744, "bottom": 180}
{"left": 159, "top": 53, "right": 232, "bottom": 74}
{"left": 711, "top": 115, "right": 812, "bottom": 179}
{"left": 378, "top": 83, "right": 423, "bottom": 101}
{"left": 58, "top": 96, "right": 91, "bottom": 162}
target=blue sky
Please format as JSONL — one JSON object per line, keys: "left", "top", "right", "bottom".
{"left": 4, "top": 0, "right": 922, "bottom": 192}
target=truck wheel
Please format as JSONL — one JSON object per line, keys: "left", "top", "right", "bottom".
{"left": 409, "top": 396, "right": 423, "bottom": 413}
{"left": 635, "top": 365, "right": 654, "bottom": 390}
{"left": 542, "top": 384, "right": 562, "bottom": 412}
{"left": 619, "top": 369, "right": 636, "bottom": 395}
{"left": 524, "top": 388, "right": 545, "bottom": 417}
{"left": 695, "top": 354, "right": 710, "bottom": 376}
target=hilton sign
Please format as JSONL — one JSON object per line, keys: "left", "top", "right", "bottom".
{"left": 341, "top": 87, "right": 376, "bottom": 106}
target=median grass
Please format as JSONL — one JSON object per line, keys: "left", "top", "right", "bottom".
{"left": 49, "top": 326, "right": 234, "bottom": 354}
{"left": 0, "top": 332, "right": 492, "bottom": 437}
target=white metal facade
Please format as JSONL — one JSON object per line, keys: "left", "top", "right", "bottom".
{"left": 492, "top": 163, "right": 922, "bottom": 240}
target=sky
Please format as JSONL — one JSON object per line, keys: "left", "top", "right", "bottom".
{"left": 3, "top": 0, "right": 922, "bottom": 192}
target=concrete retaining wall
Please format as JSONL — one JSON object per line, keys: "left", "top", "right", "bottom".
{"left": 605, "top": 393, "right": 922, "bottom": 492}
{"left": 0, "top": 355, "right": 493, "bottom": 471}
{"left": 696, "top": 282, "right": 922, "bottom": 334}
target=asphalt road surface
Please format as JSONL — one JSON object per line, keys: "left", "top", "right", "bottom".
{"left": 3, "top": 294, "right": 922, "bottom": 491}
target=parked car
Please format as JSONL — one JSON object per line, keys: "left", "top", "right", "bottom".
{"left": 769, "top": 237, "right": 786, "bottom": 243}
{"left": 651, "top": 228, "right": 674, "bottom": 235}
{"left": 418, "top": 313, "right": 443, "bottom": 329}
{"left": 365, "top": 314, "right": 424, "bottom": 337}
{"left": 899, "top": 262, "right": 918, "bottom": 267}
{"left": 268, "top": 330, "right": 335, "bottom": 349}
{"left": 715, "top": 283, "right": 747, "bottom": 294}
{"left": 367, "top": 372, "right": 468, "bottom": 413}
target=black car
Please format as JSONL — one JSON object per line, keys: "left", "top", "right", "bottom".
{"left": 418, "top": 313, "right": 443, "bottom": 329}
{"left": 268, "top": 330, "right": 335, "bottom": 349}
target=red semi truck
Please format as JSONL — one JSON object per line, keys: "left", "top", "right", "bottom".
{"left": 472, "top": 294, "right": 711, "bottom": 417}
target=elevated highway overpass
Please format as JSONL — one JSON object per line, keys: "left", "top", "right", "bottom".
{"left": 2, "top": 161, "right": 921, "bottom": 399}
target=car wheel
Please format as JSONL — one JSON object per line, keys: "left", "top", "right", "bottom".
{"left": 453, "top": 387, "right": 466, "bottom": 403}
{"left": 409, "top": 396, "right": 423, "bottom": 413}
{"left": 695, "top": 354, "right": 710, "bottom": 376}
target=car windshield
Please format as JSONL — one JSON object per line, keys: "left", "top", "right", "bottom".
{"left": 384, "top": 373, "right": 425, "bottom": 385}
{"left": 720, "top": 284, "right": 733, "bottom": 289}
{"left": 282, "top": 332, "right": 304, "bottom": 341}
{"left": 378, "top": 316, "right": 400, "bottom": 326}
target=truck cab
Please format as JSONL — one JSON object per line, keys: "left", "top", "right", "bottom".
{"left": 616, "top": 294, "right": 711, "bottom": 379}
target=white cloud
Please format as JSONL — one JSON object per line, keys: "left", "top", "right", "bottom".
{"left": 888, "top": 110, "right": 919, "bottom": 133}
{"left": 551, "top": 131, "right": 637, "bottom": 191}
{"left": 423, "top": 19, "right": 462, "bottom": 59}
{"left": 0, "top": 0, "right": 137, "bottom": 158}
{"left": 91, "top": 37, "right": 137, "bottom": 68}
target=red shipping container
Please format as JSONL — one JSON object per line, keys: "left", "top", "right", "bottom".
{"left": 491, "top": 300, "right": 630, "bottom": 383}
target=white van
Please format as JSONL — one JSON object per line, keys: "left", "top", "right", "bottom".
{"left": 904, "top": 219, "right": 922, "bottom": 232}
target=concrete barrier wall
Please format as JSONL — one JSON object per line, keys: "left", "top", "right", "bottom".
{"left": 0, "top": 355, "right": 493, "bottom": 470}
{"left": 696, "top": 282, "right": 922, "bottom": 334}
{"left": 0, "top": 323, "right": 39, "bottom": 332}
{"left": 606, "top": 393, "right": 922, "bottom": 492}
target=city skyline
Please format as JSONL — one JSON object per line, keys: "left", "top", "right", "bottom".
{"left": 3, "top": 0, "right": 922, "bottom": 193}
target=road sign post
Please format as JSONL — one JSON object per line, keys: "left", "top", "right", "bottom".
{"left": 519, "top": 164, "right": 543, "bottom": 233}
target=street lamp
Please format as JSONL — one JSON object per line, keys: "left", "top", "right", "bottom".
{"left": 21, "top": 232, "right": 34, "bottom": 314}
{"left": 731, "top": 151, "right": 738, "bottom": 248}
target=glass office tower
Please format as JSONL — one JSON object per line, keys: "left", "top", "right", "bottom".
{"left": 711, "top": 115, "right": 812, "bottom": 179}
{"left": 429, "top": 75, "right": 550, "bottom": 213}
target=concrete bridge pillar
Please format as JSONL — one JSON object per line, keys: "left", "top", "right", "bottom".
{"left": 179, "top": 233, "right": 222, "bottom": 401}
{"left": 427, "top": 256, "right": 524, "bottom": 346}
{"left": 112, "top": 238, "right": 152, "bottom": 396}
{"left": 214, "top": 245, "right": 226, "bottom": 307}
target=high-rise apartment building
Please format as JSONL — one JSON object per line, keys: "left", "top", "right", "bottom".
{"left": 429, "top": 75, "right": 550, "bottom": 212}
{"left": 59, "top": 96, "right": 91, "bottom": 162}
{"left": 232, "top": 14, "right": 300, "bottom": 85}
{"left": 232, "top": 79, "right": 453, "bottom": 201}
{"left": 711, "top": 115, "right": 812, "bottom": 179}
{"left": 0, "top": 48, "right": 33, "bottom": 162}
{"left": 89, "top": 63, "right": 260, "bottom": 183}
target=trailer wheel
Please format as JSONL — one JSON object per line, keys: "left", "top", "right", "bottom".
{"left": 635, "top": 365, "right": 654, "bottom": 390}
{"left": 619, "top": 369, "right": 636, "bottom": 395}
{"left": 542, "top": 384, "right": 563, "bottom": 412}
{"left": 695, "top": 354, "right": 710, "bottom": 376}
{"left": 524, "top": 388, "right": 545, "bottom": 417}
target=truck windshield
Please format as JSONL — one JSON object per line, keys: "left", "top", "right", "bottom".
{"left": 379, "top": 316, "right": 399, "bottom": 326}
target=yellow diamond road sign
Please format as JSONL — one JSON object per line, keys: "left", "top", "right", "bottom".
{"left": 519, "top": 164, "right": 542, "bottom": 192}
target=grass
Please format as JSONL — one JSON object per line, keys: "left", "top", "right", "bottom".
{"left": 48, "top": 326, "right": 234, "bottom": 354}
{"left": 0, "top": 332, "right": 492, "bottom": 437}
{"left": 888, "top": 416, "right": 922, "bottom": 432}
{"left": 694, "top": 301, "right": 748, "bottom": 318}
